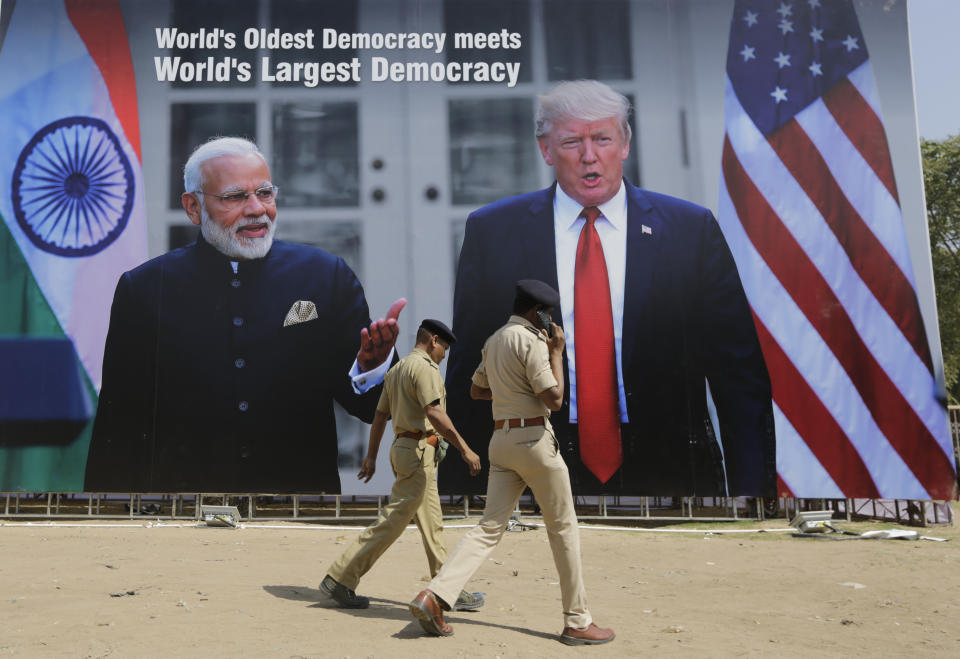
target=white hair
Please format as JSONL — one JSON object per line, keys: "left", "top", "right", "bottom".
{"left": 199, "top": 203, "right": 276, "bottom": 260}
{"left": 535, "top": 80, "right": 632, "bottom": 142}
{"left": 183, "top": 136, "right": 266, "bottom": 194}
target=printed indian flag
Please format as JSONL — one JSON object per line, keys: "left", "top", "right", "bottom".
{"left": 0, "top": 0, "right": 146, "bottom": 490}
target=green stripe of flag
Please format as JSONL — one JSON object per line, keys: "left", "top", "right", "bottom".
{"left": 0, "top": 213, "right": 95, "bottom": 492}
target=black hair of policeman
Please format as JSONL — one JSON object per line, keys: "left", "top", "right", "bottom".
{"left": 513, "top": 279, "right": 561, "bottom": 314}
{"left": 419, "top": 319, "right": 457, "bottom": 345}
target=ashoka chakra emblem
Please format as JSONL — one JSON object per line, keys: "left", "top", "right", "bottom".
{"left": 11, "top": 116, "right": 134, "bottom": 257}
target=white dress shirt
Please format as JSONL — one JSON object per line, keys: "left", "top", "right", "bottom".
{"left": 349, "top": 346, "right": 395, "bottom": 393}
{"left": 553, "top": 183, "right": 629, "bottom": 423}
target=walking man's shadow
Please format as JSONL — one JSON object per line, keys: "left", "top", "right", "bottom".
{"left": 262, "top": 585, "right": 556, "bottom": 641}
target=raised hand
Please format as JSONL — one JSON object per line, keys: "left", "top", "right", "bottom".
{"left": 544, "top": 322, "right": 565, "bottom": 356}
{"left": 357, "top": 298, "right": 407, "bottom": 372}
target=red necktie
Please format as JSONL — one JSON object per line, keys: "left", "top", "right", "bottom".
{"left": 574, "top": 206, "right": 622, "bottom": 483}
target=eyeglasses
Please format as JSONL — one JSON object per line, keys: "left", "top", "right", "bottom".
{"left": 195, "top": 185, "right": 279, "bottom": 207}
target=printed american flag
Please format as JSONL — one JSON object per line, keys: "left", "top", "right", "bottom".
{"left": 718, "top": 0, "right": 956, "bottom": 499}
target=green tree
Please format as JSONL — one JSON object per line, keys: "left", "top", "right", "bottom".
{"left": 922, "top": 135, "right": 960, "bottom": 404}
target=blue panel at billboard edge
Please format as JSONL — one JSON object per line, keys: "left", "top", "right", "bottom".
{"left": 0, "top": 337, "right": 94, "bottom": 445}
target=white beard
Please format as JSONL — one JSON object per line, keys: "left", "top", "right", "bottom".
{"left": 200, "top": 205, "right": 276, "bottom": 260}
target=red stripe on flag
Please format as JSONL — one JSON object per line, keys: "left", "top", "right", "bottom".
{"left": 65, "top": 0, "right": 141, "bottom": 161}
{"left": 750, "top": 312, "right": 879, "bottom": 497}
{"left": 776, "top": 474, "right": 795, "bottom": 499}
{"left": 723, "top": 137, "right": 955, "bottom": 498}
{"left": 767, "top": 120, "right": 933, "bottom": 374}
{"left": 822, "top": 78, "right": 900, "bottom": 204}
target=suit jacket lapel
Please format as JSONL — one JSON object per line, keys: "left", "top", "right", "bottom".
{"left": 517, "top": 185, "right": 570, "bottom": 416}
{"left": 622, "top": 181, "right": 664, "bottom": 372}
{"left": 518, "top": 184, "right": 561, "bottom": 299}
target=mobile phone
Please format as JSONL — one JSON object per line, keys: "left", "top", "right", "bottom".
{"left": 536, "top": 310, "right": 553, "bottom": 338}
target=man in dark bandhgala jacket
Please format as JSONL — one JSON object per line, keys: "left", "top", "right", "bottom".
{"left": 85, "top": 137, "right": 403, "bottom": 493}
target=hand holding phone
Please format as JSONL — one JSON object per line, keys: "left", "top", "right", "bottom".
{"left": 536, "top": 309, "right": 553, "bottom": 338}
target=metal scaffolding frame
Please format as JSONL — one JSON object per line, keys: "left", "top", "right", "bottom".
{"left": 1, "top": 492, "right": 952, "bottom": 526}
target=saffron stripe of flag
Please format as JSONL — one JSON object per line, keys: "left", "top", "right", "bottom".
{"left": 720, "top": 0, "right": 955, "bottom": 500}
{"left": 65, "top": 0, "right": 141, "bottom": 161}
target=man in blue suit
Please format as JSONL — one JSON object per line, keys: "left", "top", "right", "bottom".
{"left": 442, "top": 81, "right": 775, "bottom": 497}
{"left": 85, "top": 137, "right": 403, "bottom": 493}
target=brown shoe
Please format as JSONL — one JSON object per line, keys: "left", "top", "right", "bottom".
{"left": 559, "top": 623, "right": 615, "bottom": 645}
{"left": 409, "top": 589, "right": 453, "bottom": 637}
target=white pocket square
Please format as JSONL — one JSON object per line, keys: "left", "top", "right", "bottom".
{"left": 283, "top": 300, "right": 318, "bottom": 326}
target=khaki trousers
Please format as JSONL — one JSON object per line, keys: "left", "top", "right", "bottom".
{"left": 428, "top": 425, "right": 591, "bottom": 629}
{"left": 328, "top": 437, "right": 446, "bottom": 590}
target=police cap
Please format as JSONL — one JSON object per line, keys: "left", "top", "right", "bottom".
{"left": 515, "top": 279, "right": 560, "bottom": 308}
{"left": 419, "top": 318, "right": 457, "bottom": 344}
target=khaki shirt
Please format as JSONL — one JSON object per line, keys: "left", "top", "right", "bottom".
{"left": 377, "top": 348, "right": 445, "bottom": 435}
{"left": 472, "top": 315, "right": 557, "bottom": 421}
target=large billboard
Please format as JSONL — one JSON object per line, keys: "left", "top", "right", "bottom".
{"left": 0, "top": 0, "right": 953, "bottom": 499}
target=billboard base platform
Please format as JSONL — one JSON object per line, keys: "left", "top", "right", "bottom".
{"left": 0, "top": 492, "right": 953, "bottom": 527}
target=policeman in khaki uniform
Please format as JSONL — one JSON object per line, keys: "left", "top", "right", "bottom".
{"left": 321, "top": 319, "right": 484, "bottom": 610}
{"left": 410, "top": 281, "right": 614, "bottom": 645}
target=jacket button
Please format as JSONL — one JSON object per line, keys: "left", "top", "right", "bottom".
{"left": 231, "top": 279, "right": 241, "bottom": 288}
{"left": 233, "top": 317, "right": 244, "bottom": 327}
{"left": 238, "top": 400, "right": 249, "bottom": 412}
{"left": 235, "top": 358, "right": 245, "bottom": 369}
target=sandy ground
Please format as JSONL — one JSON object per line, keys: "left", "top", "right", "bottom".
{"left": 1, "top": 506, "right": 959, "bottom": 658}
